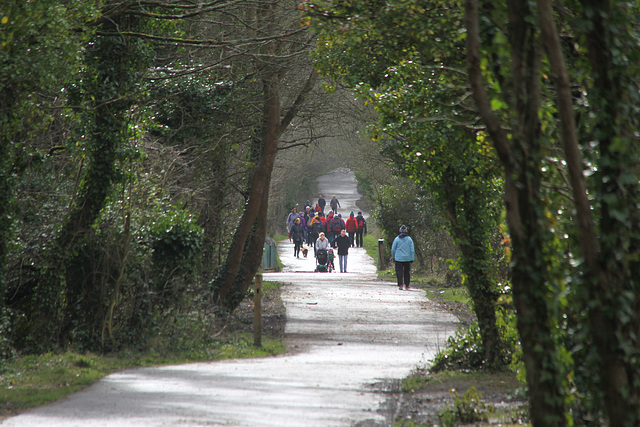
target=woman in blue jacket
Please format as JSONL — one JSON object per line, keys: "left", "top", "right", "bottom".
{"left": 391, "top": 225, "right": 415, "bottom": 290}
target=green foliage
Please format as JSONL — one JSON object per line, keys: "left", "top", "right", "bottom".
{"left": 372, "top": 176, "right": 455, "bottom": 273}
{"left": 0, "top": 0, "right": 100, "bottom": 355}
{"left": 0, "top": 307, "right": 15, "bottom": 369}
{"left": 431, "top": 298, "right": 520, "bottom": 373}
{"left": 0, "top": 0, "right": 99, "bottom": 123}
{"left": 438, "top": 386, "right": 495, "bottom": 425}
{"left": 2, "top": 0, "right": 305, "bottom": 359}
{"left": 432, "top": 323, "right": 484, "bottom": 372}
{"left": 152, "top": 77, "right": 234, "bottom": 140}
{"left": 148, "top": 206, "right": 203, "bottom": 276}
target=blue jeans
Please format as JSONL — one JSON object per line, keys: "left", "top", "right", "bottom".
{"left": 339, "top": 254, "right": 348, "bottom": 272}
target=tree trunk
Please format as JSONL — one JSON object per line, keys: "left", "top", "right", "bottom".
{"left": 442, "top": 173, "right": 504, "bottom": 367}
{"left": 579, "top": 1, "right": 640, "bottom": 422}
{"left": 211, "top": 69, "right": 281, "bottom": 310}
{"left": 210, "top": 10, "right": 318, "bottom": 313}
{"left": 465, "top": 0, "right": 567, "bottom": 424}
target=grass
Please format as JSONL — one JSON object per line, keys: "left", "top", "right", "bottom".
{"left": 0, "top": 277, "right": 287, "bottom": 418}
{"left": 397, "top": 369, "right": 527, "bottom": 426}
{"left": 362, "top": 233, "right": 384, "bottom": 269}
{"left": 1, "top": 337, "right": 285, "bottom": 417}
{"left": 1, "top": 352, "right": 133, "bottom": 415}
{"left": 423, "top": 286, "right": 470, "bottom": 305}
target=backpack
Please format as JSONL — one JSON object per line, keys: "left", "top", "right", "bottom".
{"left": 331, "top": 217, "right": 343, "bottom": 232}
{"left": 357, "top": 217, "right": 365, "bottom": 229}
{"left": 312, "top": 219, "right": 324, "bottom": 233}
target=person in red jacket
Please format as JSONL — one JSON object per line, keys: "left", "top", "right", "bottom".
{"left": 345, "top": 211, "right": 358, "bottom": 248}
{"left": 318, "top": 211, "right": 327, "bottom": 230}
{"left": 325, "top": 210, "right": 335, "bottom": 246}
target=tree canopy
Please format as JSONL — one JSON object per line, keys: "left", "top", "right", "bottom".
{"left": 4, "top": 0, "right": 640, "bottom": 424}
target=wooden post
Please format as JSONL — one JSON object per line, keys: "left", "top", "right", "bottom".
{"left": 253, "top": 273, "right": 263, "bottom": 347}
{"left": 377, "top": 239, "right": 385, "bottom": 270}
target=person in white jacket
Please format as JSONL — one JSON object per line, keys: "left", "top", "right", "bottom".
{"left": 315, "top": 232, "right": 330, "bottom": 258}
{"left": 391, "top": 225, "right": 415, "bottom": 290}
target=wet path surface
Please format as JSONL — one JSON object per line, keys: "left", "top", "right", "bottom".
{"left": 3, "top": 169, "right": 459, "bottom": 427}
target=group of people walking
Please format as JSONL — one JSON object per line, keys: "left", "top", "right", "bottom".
{"left": 286, "top": 196, "right": 416, "bottom": 287}
{"left": 285, "top": 195, "right": 367, "bottom": 273}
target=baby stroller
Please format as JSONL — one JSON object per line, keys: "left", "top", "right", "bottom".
{"left": 315, "top": 248, "right": 329, "bottom": 272}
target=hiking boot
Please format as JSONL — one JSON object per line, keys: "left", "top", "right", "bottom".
{"left": 398, "top": 285, "right": 403, "bottom": 290}
{"left": 405, "top": 285, "right": 410, "bottom": 290}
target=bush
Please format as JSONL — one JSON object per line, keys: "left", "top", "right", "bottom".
{"left": 439, "top": 386, "right": 495, "bottom": 425}
{"left": 148, "top": 206, "right": 203, "bottom": 285}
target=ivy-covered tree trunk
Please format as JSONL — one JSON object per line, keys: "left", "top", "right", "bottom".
{"left": 579, "top": 0, "right": 640, "bottom": 422}
{"left": 457, "top": 193, "right": 502, "bottom": 366}
{"left": 466, "top": 0, "right": 568, "bottom": 424}
{"left": 0, "top": 127, "right": 12, "bottom": 353}
{"left": 538, "top": 0, "right": 640, "bottom": 422}
{"left": 32, "top": 13, "right": 146, "bottom": 348}
{"left": 0, "top": 131, "right": 10, "bottom": 300}
{"left": 441, "top": 172, "right": 504, "bottom": 367}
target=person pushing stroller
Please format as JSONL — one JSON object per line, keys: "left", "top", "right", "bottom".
{"left": 315, "top": 233, "right": 331, "bottom": 272}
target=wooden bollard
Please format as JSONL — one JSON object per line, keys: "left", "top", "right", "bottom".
{"left": 377, "top": 239, "right": 385, "bottom": 270}
{"left": 253, "top": 273, "right": 263, "bottom": 347}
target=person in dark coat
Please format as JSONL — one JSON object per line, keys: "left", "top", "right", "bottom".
{"left": 334, "top": 229, "right": 351, "bottom": 273}
{"left": 318, "top": 194, "right": 327, "bottom": 214}
{"left": 304, "top": 207, "right": 313, "bottom": 245}
{"left": 309, "top": 212, "right": 324, "bottom": 249}
{"left": 355, "top": 211, "right": 367, "bottom": 247}
{"left": 329, "top": 195, "right": 340, "bottom": 214}
{"left": 329, "top": 213, "right": 345, "bottom": 248}
{"left": 290, "top": 217, "right": 305, "bottom": 258}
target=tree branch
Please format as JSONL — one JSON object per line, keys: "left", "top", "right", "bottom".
{"left": 280, "top": 70, "right": 318, "bottom": 134}
{"left": 464, "top": 0, "right": 511, "bottom": 165}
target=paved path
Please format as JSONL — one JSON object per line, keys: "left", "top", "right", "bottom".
{"left": 2, "top": 169, "right": 459, "bottom": 427}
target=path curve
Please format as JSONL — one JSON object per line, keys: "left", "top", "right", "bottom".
{"left": 2, "top": 169, "right": 459, "bottom": 427}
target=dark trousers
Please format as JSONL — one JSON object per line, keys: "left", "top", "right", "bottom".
{"left": 327, "top": 231, "right": 335, "bottom": 246}
{"left": 348, "top": 231, "right": 356, "bottom": 247}
{"left": 395, "top": 261, "right": 412, "bottom": 287}
{"left": 355, "top": 230, "right": 364, "bottom": 247}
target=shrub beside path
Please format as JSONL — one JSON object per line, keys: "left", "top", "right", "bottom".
{"left": 2, "top": 169, "right": 459, "bottom": 426}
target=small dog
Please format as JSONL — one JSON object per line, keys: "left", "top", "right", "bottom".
{"left": 301, "top": 247, "right": 308, "bottom": 258}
